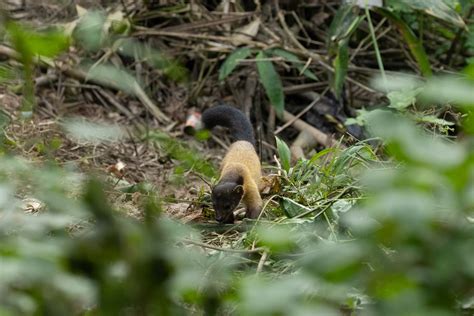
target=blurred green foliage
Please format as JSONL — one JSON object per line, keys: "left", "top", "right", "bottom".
{"left": 1, "top": 4, "right": 473, "bottom": 316}
{"left": 4, "top": 100, "right": 473, "bottom": 314}
{"left": 3, "top": 20, "right": 69, "bottom": 116}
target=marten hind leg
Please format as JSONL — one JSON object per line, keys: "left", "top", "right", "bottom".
{"left": 243, "top": 181, "right": 263, "bottom": 219}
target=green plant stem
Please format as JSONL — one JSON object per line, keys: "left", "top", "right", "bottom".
{"left": 376, "top": 8, "right": 432, "bottom": 77}
{"left": 365, "top": 5, "right": 387, "bottom": 91}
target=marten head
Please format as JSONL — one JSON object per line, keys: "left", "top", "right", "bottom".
{"left": 212, "top": 181, "right": 244, "bottom": 224}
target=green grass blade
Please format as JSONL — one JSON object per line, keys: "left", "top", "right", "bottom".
{"left": 365, "top": 6, "right": 387, "bottom": 90}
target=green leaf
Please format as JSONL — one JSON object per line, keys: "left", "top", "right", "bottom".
{"left": 413, "top": 114, "right": 454, "bottom": 127}
{"left": 257, "top": 224, "right": 296, "bottom": 251}
{"left": 62, "top": 118, "right": 126, "bottom": 144}
{"left": 281, "top": 197, "right": 311, "bottom": 218}
{"left": 387, "top": 88, "right": 421, "bottom": 110}
{"left": 7, "top": 23, "right": 70, "bottom": 59}
{"left": 328, "top": 5, "right": 362, "bottom": 99}
{"left": 256, "top": 51, "right": 285, "bottom": 117}
{"left": 118, "top": 38, "right": 188, "bottom": 82}
{"left": 333, "top": 39, "right": 349, "bottom": 99}
{"left": 376, "top": 9, "right": 432, "bottom": 77}
{"left": 328, "top": 5, "right": 363, "bottom": 42}
{"left": 389, "top": 0, "right": 465, "bottom": 28}
{"left": 275, "top": 136, "right": 291, "bottom": 172}
{"left": 218, "top": 47, "right": 252, "bottom": 81}
{"left": 73, "top": 10, "right": 106, "bottom": 52}
{"left": 384, "top": 0, "right": 412, "bottom": 12}
{"left": 25, "top": 29, "right": 69, "bottom": 58}
{"left": 86, "top": 63, "right": 137, "bottom": 94}
{"left": 5, "top": 22, "right": 70, "bottom": 114}
{"left": 302, "top": 242, "right": 366, "bottom": 282}
{"left": 269, "top": 48, "right": 318, "bottom": 81}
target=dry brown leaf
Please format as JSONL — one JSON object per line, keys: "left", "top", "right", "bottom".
{"left": 260, "top": 174, "right": 281, "bottom": 195}
{"left": 231, "top": 18, "right": 260, "bottom": 46}
{"left": 107, "top": 160, "right": 127, "bottom": 177}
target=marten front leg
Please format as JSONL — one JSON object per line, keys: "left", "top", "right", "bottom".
{"left": 243, "top": 181, "right": 263, "bottom": 219}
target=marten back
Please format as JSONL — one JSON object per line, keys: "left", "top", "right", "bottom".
{"left": 201, "top": 105, "right": 255, "bottom": 147}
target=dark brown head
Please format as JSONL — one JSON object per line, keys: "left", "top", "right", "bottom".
{"left": 212, "top": 182, "right": 244, "bottom": 223}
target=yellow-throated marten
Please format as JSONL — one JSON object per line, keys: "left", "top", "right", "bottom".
{"left": 202, "top": 105, "right": 262, "bottom": 223}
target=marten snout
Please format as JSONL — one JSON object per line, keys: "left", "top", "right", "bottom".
{"left": 212, "top": 183, "right": 244, "bottom": 223}
{"left": 215, "top": 211, "right": 234, "bottom": 223}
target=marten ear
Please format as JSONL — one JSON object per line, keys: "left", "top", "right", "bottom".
{"left": 236, "top": 175, "right": 244, "bottom": 185}
{"left": 233, "top": 185, "right": 244, "bottom": 196}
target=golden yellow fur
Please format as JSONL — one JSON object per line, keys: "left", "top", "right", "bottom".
{"left": 220, "top": 141, "right": 262, "bottom": 218}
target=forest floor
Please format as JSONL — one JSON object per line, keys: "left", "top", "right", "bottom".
{"left": 1, "top": 1, "right": 230, "bottom": 224}
{"left": 3, "top": 0, "right": 461, "bottom": 228}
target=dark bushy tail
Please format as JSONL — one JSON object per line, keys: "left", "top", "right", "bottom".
{"left": 202, "top": 105, "right": 255, "bottom": 147}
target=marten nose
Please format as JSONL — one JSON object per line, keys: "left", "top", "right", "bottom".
{"left": 216, "top": 211, "right": 230, "bottom": 222}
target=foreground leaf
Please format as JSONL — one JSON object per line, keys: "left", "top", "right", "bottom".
{"left": 7, "top": 23, "right": 70, "bottom": 59}
{"left": 387, "top": 88, "right": 421, "bottom": 110}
